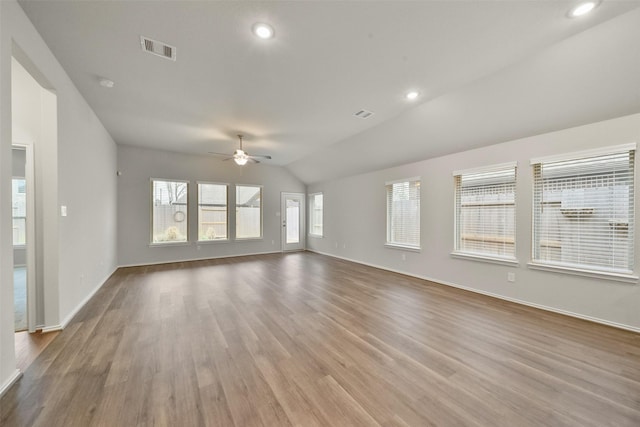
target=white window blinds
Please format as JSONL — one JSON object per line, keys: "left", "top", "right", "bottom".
{"left": 386, "top": 179, "right": 420, "bottom": 249}
{"left": 532, "top": 145, "right": 635, "bottom": 274}
{"left": 454, "top": 164, "right": 516, "bottom": 260}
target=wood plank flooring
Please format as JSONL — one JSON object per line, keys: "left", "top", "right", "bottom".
{"left": 1, "top": 252, "right": 639, "bottom": 426}
{"left": 15, "top": 330, "right": 60, "bottom": 373}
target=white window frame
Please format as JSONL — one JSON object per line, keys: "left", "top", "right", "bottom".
{"left": 235, "top": 184, "right": 263, "bottom": 240}
{"left": 385, "top": 177, "right": 421, "bottom": 251}
{"left": 451, "top": 162, "right": 518, "bottom": 266}
{"left": 150, "top": 178, "right": 190, "bottom": 246}
{"left": 197, "top": 181, "right": 229, "bottom": 243}
{"left": 529, "top": 143, "right": 638, "bottom": 283}
{"left": 309, "top": 192, "right": 324, "bottom": 237}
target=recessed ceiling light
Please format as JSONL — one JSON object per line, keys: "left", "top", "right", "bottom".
{"left": 252, "top": 23, "right": 275, "bottom": 39}
{"left": 568, "top": 1, "right": 598, "bottom": 18}
{"left": 406, "top": 91, "right": 419, "bottom": 100}
{"left": 99, "top": 78, "right": 114, "bottom": 88}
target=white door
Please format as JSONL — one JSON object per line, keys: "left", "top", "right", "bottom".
{"left": 281, "top": 193, "right": 305, "bottom": 251}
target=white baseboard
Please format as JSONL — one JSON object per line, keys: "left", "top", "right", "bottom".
{"left": 0, "top": 369, "right": 22, "bottom": 398}
{"left": 40, "top": 324, "right": 63, "bottom": 333}
{"left": 117, "top": 250, "right": 283, "bottom": 269}
{"left": 307, "top": 249, "right": 640, "bottom": 334}
{"left": 37, "top": 267, "right": 117, "bottom": 332}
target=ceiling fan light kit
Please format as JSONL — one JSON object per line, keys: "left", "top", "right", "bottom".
{"left": 234, "top": 149, "right": 249, "bottom": 165}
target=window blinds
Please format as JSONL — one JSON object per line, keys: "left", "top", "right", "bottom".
{"left": 386, "top": 179, "right": 420, "bottom": 248}
{"left": 454, "top": 165, "right": 516, "bottom": 259}
{"left": 532, "top": 147, "right": 635, "bottom": 274}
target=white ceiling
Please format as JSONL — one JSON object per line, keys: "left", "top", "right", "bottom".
{"left": 18, "top": 1, "right": 640, "bottom": 183}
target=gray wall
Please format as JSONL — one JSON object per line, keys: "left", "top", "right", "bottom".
{"left": 117, "top": 145, "right": 306, "bottom": 266}
{"left": 308, "top": 113, "right": 640, "bottom": 331}
{"left": 1, "top": 0, "right": 118, "bottom": 391}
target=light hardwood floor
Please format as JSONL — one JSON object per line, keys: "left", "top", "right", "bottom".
{"left": 1, "top": 252, "right": 639, "bottom": 426}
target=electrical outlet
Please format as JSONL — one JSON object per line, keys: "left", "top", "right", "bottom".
{"left": 401, "top": 253, "right": 406, "bottom": 261}
{"left": 335, "top": 242, "right": 338, "bottom": 248}
{"left": 271, "top": 240, "right": 275, "bottom": 245}
{"left": 507, "top": 272, "right": 515, "bottom": 282}
{"left": 343, "top": 243, "right": 347, "bottom": 249}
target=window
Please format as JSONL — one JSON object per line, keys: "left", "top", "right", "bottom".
{"left": 12, "top": 178, "right": 26, "bottom": 246}
{"left": 386, "top": 178, "right": 420, "bottom": 249}
{"left": 236, "top": 185, "right": 262, "bottom": 239}
{"left": 531, "top": 144, "right": 635, "bottom": 277}
{"left": 198, "top": 183, "right": 228, "bottom": 241}
{"left": 309, "top": 193, "right": 323, "bottom": 237}
{"left": 151, "top": 179, "right": 188, "bottom": 244}
{"left": 453, "top": 163, "right": 517, "bottom": 262}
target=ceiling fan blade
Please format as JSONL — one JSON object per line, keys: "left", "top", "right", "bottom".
{"left": 248, "top": 154, "right": 272, "bottom": 160}
{"left": 208, "top": 152, "right": 233, "bottom": 158}
{"left": 248, "top": 158, "right": 260, "bottom": 164}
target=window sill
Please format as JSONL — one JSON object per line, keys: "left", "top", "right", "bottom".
{"left": 309, "top": 234, "right": 323, "bottom": 238}
{"left": 149, "top": 241, "right": 190, "bottom": 248}
{"left": 527, "top": 262, "right": 638, "bottom": 284}
{"left": 197, "top": 239, "right": 229, "bottom": 245}
{"left": 235, "top": 237, "right": 263, "bottom": 242}
{"left": 451, "top": 252, "right": 519, "bottom": 267}
{"left": 384, "top": 243, "right": 421, "bottom": 253}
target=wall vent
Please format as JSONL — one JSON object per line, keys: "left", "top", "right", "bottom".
{"left": 140, "top": 36, "right": 177, "bottom": 61}
{"left": 354, "top": 109, "right": 374, "bottom": 119}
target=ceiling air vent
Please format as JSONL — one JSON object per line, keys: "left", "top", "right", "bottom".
{"left": 140, "top": 36, "right": 177, "bottom": 61}
{"left": 354, "top": 109, "right": 374, "bottom": 119}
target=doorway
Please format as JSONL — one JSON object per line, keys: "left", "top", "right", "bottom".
{"left": 12, "top": 145, "right": 36, "bottom": 332}
{"left": 281, "top": 193, "right": 305, "bottom": 252}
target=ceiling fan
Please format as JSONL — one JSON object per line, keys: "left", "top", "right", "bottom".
{"left": 208, "top": 134, "right": 272, "bottom": 165}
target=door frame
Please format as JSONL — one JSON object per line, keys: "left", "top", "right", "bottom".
{"left": 13, "top": 143, "right": 37, "bottom": 332}
{"left": 281, "top": 192, "right": 305, "bottom": 252}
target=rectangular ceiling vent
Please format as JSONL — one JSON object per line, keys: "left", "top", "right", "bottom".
{"left": 354, "top": 109, "right": 374, "bottom": 119}
{"left": 140, "top": 36, "right": 176, "bottom": 61}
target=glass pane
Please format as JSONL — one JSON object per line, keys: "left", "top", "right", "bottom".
{"left": 12, "top": 179, "right": 26, "bottom": 246}
{"left": 236, "top": 186, "right": 262, "bottom": 239}
{"left": 286, "top": 198, "right": 300, "bottom": 244}
{"left": 198, "top": 183, "right": 227, "bottom": 241}
{"left": 152, "top": 180, "right": 188, "bottom": 243}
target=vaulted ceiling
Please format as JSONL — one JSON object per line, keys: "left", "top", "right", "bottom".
{"left": 18, "top": 1, "right": 640, "bottom": 183}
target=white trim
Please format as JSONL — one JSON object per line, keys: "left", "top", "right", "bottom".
{"left": 451, "top": 251, "right": 519, "bottom": 266}
{"left": 385, "top": 176, "right": 420, "bottom": 186}
{"left": 149, "top": 177, "right": 190, "bottom": 184}
{"left": 58, "top": 268, "right": 118, "bottom": 329}
{"left": 452, "top": 161, "right": 517, "bottom": 177}
{"left": 117, "top": 250, "right": 283, "bottom": 268}
{"left": 384, "top": 243, "right": 421, "bottom": 252}
{"left": 0, "top": 370, "right": 22, "bottom": 398}
{"left": 530, "top": 142, "right": 636, "bottom": 165}
{"left": 527, "top": 262, "right": 638, "bottom": 284}
{"left": 234, "top": 237, "right": 264, "bottom": 242}
{"left": 41, "top": 324, "right": 63, "bottom": 333}
{"left": 306, "top": 249, "right": 640, "bottom": 334}
{"left": 196, "top": 179, "right": 230, "bottom": 186}
{"left": 149, "top": 241, "right": 190, "bottom": 247}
